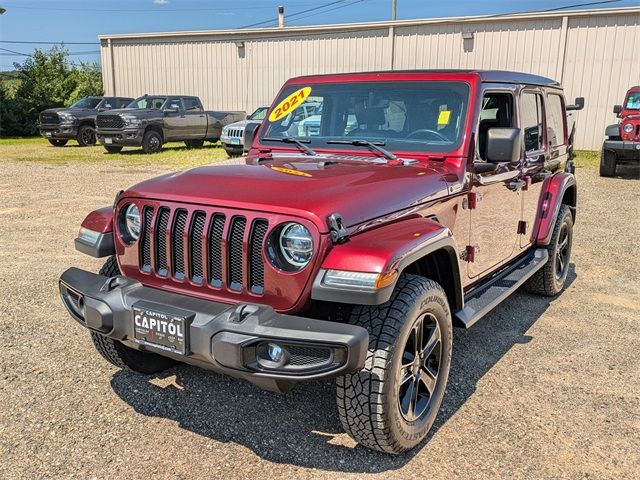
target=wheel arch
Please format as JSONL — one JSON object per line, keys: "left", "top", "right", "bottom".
{"left": 78, "top": 119, "right": 95, "bottom": 128}
{"left": 312, "top": 216, "right": 464, "bottom": 311}
{"left": 144, "top": 124, "right": 164, "bottom": 142}
{"left": 534, "top": 172, "right": 577, "bottom": 245}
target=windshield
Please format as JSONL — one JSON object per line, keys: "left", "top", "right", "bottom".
{"left": 625, "top": 92, "right": 640, "bottom": 110}
{"left": 127, "top": 96, "right": 168, "bottom": 109}
{"left": 259, "top": 81, "right": 470, "bottom": 153}
{"left": 70, "top": 97, "right": 101, "bottom": 109}
{"left": 249, "top": 107, "right": 268, "bottom": 121}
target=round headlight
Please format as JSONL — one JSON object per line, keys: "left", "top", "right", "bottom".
{"left": 623, "top": 123, "right": 634, "bottom": 133}
{"left": 279, "top": 223, "right": 313, "bottom": 267}
{"left": 122, "top": 203, "right": 141, "bottom": 242}
{"left": 266, "top": 222, "right": 313, "bottom": 271}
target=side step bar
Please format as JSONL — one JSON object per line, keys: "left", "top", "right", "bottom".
{"left": 454, "top": 248, "right": 549, "bottom": 328}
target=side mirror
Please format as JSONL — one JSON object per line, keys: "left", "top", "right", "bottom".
{"left": 613, "top": 104, "right": 622, "bottom": 115}
{"left": 486, "top": 127, "right": 522, "bottom": 163}
{"left": 566, "top": 97, "right": 585, "bottom": 111}
{"left": 244, "top": 123, "right": 260, "bottom": 153}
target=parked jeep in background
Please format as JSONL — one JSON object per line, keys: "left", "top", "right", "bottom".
{"left": 60, "top": 70, "right": 583, "bottom": 454}
{"left": 601, "top": 86, "right": 640, "bottom": 176}
{"left": 220, "top": 106, "right": 268, "bottom": 156}
{"left": 39, "top": 96, "right": 133, "bottom": 147}
{"left": 95, "top": 95, "right": 245, "bottom": 154}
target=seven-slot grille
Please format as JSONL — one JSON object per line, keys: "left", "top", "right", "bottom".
{"left": 97, "top": 114, "right": 124, "bottom": 129}
{"left": 39, "top": 112, "right": 60, "bottom": 125}
{"left": 226, "top": 128, "right": 244, "bottom": 139}
{"left": 138, "top": 205, "right": 268, "bottom": 294}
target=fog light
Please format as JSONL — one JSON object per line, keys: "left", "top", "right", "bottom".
{"left": 267, "top": 342, "right": 284, "bottom": 362}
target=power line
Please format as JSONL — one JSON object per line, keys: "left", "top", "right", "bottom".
{"left": 287, "top": 0, "right": 368, "bottom": 24}
{"left": 0, "top": 40, "right": 100, "bottom": 45}
{"left": 0, "top": 1, "right": 324, "bottom": 13}
{"left": 239, "top": 0, "right": 354, "bottom": 28}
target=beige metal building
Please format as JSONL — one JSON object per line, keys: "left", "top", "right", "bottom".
{"left": 99, "top": 6, "right": 640, "bottom": 150}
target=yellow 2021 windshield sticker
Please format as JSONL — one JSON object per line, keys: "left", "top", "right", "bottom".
{"left": 268, "top": 87, "right": 312, "bottom": 122}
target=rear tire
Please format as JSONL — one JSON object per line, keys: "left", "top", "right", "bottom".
{"left": 185, "top": 139, "right": 205, "bottom": 149}
{"left": 91, "top": 256, "right": 176, "bottom": 374}
{"left": 599, "top": 149, "right": 617, "bottom": 177}
{"left": 142, "top": 130, "right": 163, "bottom": 154}
{"left": 526, "top": 204, "right": 574, "bottom": 296}
{"left": 104, "top": 146, "right": 123, "bottom": 154}
{"left": 77, "top": 125, "right": 97, "bottom": 146}
{"left": 336, "top": 274, "right": 452, "bottom": 454}
{"left": 48, "top": 139, "right": 68, "bottom": 147}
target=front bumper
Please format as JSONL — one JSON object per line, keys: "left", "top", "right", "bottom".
{"left": 40, "top": 124, "right": 78, "bottom": 140}
{"left": 220, "top": 134, "right": 244, "bottom": 148}
{"left": 603, "top": 139, "right": 640, "bottom": 161}
{"left": 59, "top": 268, "right": 368, "bottom": 392}
{"left": 97, "top": 128, "right": 144, "bottom": 147}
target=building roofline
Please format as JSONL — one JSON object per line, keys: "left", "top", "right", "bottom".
{"left": 98, "top": 6, "right": 640, "bottom": 42}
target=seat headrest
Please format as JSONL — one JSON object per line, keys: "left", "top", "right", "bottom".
{"left": 355, "top": 105, "right": 386, "bottom": 127}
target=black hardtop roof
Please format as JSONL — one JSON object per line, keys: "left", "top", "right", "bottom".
{"left": 292, "top": 69, "right": 560, "bottom": 87}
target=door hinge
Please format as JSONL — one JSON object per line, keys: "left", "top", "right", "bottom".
{"left": 460, "top": 245, "right": 479, "bottom": 262}
{"left": 517, "top": 220, "right": 528, "bottom": 235}
{"left": 462, "top": 192, "right": 482, "bottom": 210}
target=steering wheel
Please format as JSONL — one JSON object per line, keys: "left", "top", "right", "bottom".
{"left": 405, "top": 129, "right": 449, "bottom": 142}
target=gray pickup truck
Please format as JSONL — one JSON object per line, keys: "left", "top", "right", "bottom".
{"left": 95, "top": 95, "right": 245, "bottom": 154}
{"left": 39, "top": 96, "right": 134, "bottom": 147}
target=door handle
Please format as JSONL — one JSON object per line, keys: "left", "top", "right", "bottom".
{"left": 507, "top": 179, "right": 526, "bottom": 191}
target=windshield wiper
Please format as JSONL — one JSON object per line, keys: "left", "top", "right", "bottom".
{"left": 326, "top": 139, "right": 397, "bottom": 161}
{"left": 262, "top": 136, "right": 317, "bottom": 156}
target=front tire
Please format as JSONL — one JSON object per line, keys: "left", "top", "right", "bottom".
{"left": 142, "top": 130, "right": 163, "bottom": 154}
{"left": 48, "top": 139, "right": 68, "bottom": 147}
{"left": 90, "top": 256, "right": 176, "bottom": 374}
{"left": 599, "top": 148, "right": 617, "bottom": 177}
{"left": 223, "top": 145, "right": 243, "bottom": 157}
{"left": 526, "top": 204, "right": 574, "bottom": 296}
{"left": 77, "top": 124, "right": 97, "bottom": 146}
{"left": 336, "top": 274, "right": 453, "bottom": 454}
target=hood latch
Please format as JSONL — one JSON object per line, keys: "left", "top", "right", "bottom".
{"left": 327, "top": 213, "right": 349, "bottom": 244}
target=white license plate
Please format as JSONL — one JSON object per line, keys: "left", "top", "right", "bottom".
{"left": 45, "top": 132, "right": 52, "bottom": 137}
{"left": 104, "top": 137, "right": 113, "bottom": 144}
{"left": 230, "top": 137, "right": 241, "bottom": 145}
{"left": 133, "top": 305, "right": 188, "bottom": 355}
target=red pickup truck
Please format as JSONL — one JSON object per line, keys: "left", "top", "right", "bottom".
{"left": 60, "top": 70, "right": 583, "bottom": 453}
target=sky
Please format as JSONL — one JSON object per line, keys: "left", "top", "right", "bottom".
{"left": 0, "top": 0, "right": 637, "bottom": 71}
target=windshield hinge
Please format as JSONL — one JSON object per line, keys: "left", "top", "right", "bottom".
{"left": 327, "top": 213, "right": 349, "bottom": 244}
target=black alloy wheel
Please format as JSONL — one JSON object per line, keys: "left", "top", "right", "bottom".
{"left": 398, "top": 312, "right": 442, "bottom": 422}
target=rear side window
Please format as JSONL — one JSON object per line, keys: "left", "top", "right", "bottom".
{"left": 520, "top": 92, "right": 544, "bottom": 152}
{"left": 183, "top": 97, "right": 202, "bottom": 111}
{"left": 546, "top": 94, "right": 566, "bottom": 147}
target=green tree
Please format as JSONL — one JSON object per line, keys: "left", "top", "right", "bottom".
{"left": 0, "top": 46, "right": 103, "bottom": 136}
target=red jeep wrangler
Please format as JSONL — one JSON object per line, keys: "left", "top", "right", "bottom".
{"left": 601, "top": 86, "right": 640, "bottom": 176}
{"left": 60, "top": 70, "right": 583, "bottom": 454}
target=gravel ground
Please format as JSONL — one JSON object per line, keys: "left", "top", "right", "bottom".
{"left": 0, "top": 157, "right": 638, "bottom": 479}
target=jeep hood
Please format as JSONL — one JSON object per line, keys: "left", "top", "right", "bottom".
{"left": 123, "top": 155, "right": 453, "bottom": 233}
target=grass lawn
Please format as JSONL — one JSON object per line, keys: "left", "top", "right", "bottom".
{"left": 0, "top": 136, "right": 600, "bottom": 170}
{"left": 0, "top": 136, "right": 230, "bottom": 169}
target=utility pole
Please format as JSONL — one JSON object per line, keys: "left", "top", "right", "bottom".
{"left": 391, "top": 0, "right": 396, "bottom": 21}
